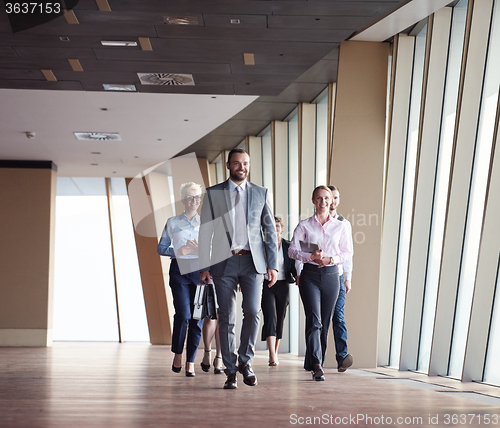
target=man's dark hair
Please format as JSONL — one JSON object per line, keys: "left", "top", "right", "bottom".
{"left": 328, "top": 185, "right": 339, "bottom": 192}
{"left": 227, "top": 148, "right": 249, "bottom": 164}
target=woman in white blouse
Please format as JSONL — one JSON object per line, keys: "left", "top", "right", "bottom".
{"left": 288, "top": 185, "right": 353, "bottom": 381}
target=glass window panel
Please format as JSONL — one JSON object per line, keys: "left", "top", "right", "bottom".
{"left": 418, "top": 0, "right": 468, "bottom": 372}
{"left": 449, "top": 0, "right": 500, "bottom": 378}
{"left": 110, "top": 178, "right": 149, "bottom": 342}
{"left": 53, "top": 178, "right": 119, "bottom": 341}
{"left": 288, "top": 112, "right": 300, "bottom": 354}
{"left": 214, "top": 154, "right": 224, "bottom": 184}
{"left": 315, "top": 94, "right": 328, "bottom": 186}
{"left": 262, "top": 129, "right": 274, "bottom": 207}
{"left": 390, "top": 24, "right": 427, "bottom": 367}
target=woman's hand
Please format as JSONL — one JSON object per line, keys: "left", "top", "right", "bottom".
{"left": 179, "top": 239, "right": 198, "bottom": 255}
{"left": 310, "top": 249, "right": 323, "bottom": 262}
{"left": 316, "top": 257, "right": 332, "bottom": 268}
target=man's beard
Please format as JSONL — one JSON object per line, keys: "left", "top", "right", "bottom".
{"left": 230, "top": 170, "right": 247, "bottom": 181}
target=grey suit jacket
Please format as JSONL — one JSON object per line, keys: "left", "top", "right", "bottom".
{"left": 198, "top": 179, "right": 278, "bottom": 277}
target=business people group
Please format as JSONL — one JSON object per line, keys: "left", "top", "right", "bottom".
{"left": 160, "top": 148, "right": 354, "bottom": 388}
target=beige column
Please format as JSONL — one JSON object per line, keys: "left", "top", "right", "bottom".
{"left": 327, "top": 41, "right": 390, "bottom": 368}
{"left": 0, "top": 161, "right": 57, "bottom": 346}
{"left": 126, "top": 174, "right": 173, "bottom": 345}
{"left": 125, "top": 156, "right": 211, "bottom": 346}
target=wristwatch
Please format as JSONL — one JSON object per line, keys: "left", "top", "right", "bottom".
{"left": 330, "top": 256, "right": 334, "bottom": 265}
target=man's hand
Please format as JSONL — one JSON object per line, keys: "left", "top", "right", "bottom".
{"left": 200, "top": 270, "right": 211, "bottom": 283}
{"left": 267, "top": 269, "right": 278, "bottom": 287}
{"left": 345, "top": 279, "right": 351, "bottom": 294}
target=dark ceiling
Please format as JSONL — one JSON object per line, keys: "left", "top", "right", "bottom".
{"left": 0, "top": 0, "right": 407, "bottom": 162}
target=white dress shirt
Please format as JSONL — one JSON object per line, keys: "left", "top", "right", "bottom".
{"left": 289, "top": 213, "right": 353, "bottom": 275}
{"left": 227, "top": 178, "right": 250, "bottom": 251}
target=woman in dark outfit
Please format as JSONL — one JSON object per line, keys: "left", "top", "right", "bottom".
{"left": 261, "top": 216, "right": 296, "bottom": 366}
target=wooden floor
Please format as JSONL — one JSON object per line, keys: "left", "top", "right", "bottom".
{"left": 1, "top": 343, "right": 500, "bottom": 427}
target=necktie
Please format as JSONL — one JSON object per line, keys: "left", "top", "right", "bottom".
{"left": 233, "top": 186, "right": 247, "bottom": 249}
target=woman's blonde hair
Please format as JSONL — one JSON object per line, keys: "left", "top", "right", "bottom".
{"left": 311, "top": 185, "right": 333, "bottom": 199}
{"left": 180, "top": 182, "right": 203, "bottom": 199}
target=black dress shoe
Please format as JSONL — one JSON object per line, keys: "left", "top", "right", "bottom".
{"left": 338, "top": 354, "right": 353, "bottom": 372}
{"left": 312, "top": 364, "right": 325, "bottom": 381}
{"left": 223, "top": 373, "right": 237, "bottom": 389}
{"left": 185, "top": 370, "right": 195, "bottom": 377}
{"left": 171, "top": 364, "right": 182, "bottom": 373}
{"left": 238, "top": 363, "right": 257, "bottom": 386}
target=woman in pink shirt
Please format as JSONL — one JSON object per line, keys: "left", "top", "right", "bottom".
{"left": 288, "top": 185, "right": 353, "bottom": 381}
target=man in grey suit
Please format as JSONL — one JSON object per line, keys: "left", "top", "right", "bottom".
{"left": 199, "top": 148, "right": 278, "bottom": 389}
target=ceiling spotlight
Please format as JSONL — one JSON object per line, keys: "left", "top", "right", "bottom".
{"left": 230, "top": 19, "right": 241, "bottom": 24}
{"left": 26, "top": 131, "right": 35, "bottom": 139}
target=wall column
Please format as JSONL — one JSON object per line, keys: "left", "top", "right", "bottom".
{"left": 328, "top": 41, "right": 389, "bottom": 368}
{"left": 0, "top": 161, "right": 57, "bottom": 346}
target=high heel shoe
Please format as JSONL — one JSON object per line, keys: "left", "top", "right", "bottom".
{"left": 213, "top": 356, "right": 223, "bottom": 374}
{"left": 171, "top": 364, "right": 182, "bottom": 373}
{"left": 185, "top": 370, "right": 195, "bottom": 377}
{"left": 200, "top": 349, "right": 211, "bottom": 372}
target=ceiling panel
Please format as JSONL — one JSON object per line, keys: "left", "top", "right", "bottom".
{"left": 0, "top": 0, "right": 411, "bottom": 172}
{"left": 155, "top": 26, "right": 349, "bottom": 42}
{"left": 203, "top": 14, "right": 268, "bottom": 28}
{"left": 0, "top": 46, "right": 17, "bottom": 57}
{"left": 231, "top": 101, "right": 297, "bottom": 122}
{"left": 296, "top": 59, "right": 339, "bottom": 84}
{"left": 79, "top": 59, "right": 231, "bottom": 74}
{"left": 268, "top": 15, "right": 368, "bottom": 30}
{"left": 0, "top": 80, "right": 84, "bottom": 90}
{"left": 13, "top": 46, "right": 97, "bottom": 59}
{"left": 0, "top": 69, "right": 45, "bottom": 80}
{"left": 0, "top": 58, "right": 73, "bottom": 70}
{"left": 271, "top": 1, "right": 389, "bottom": 16}
{"left": 209, "top": 119, "right": 270, "bottom": 136}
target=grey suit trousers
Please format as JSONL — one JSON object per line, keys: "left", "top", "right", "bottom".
{"left": 212, "top": 253, "right": 263, "bottom": 375}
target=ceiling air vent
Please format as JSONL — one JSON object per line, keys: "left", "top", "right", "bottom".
{"left": 137, "top": 73, "right": 195, "bottom": 86}
{"left": 74, "top": 132, "right": 121, "bottom": 141}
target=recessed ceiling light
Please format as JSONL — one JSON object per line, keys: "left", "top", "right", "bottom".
{"left": 74, "top": 132, "right": 121, "bottom": 141}
{"left": 60, "top": 36, "right": 70, "bottom": 41}
{"left": 101, "top": 40, "right": 137, "bottom": 47}
{"left": 138, "top": 73, "right": 195, "bottom": 86}
{"left": 91, "top": 163, "right": 98, "bottom": 166}
{"left": 91, "top": 152, "right": 101, "bottom": 154}
{"left": 230, "top": 19, "right": 241, "bottom": 24}
{"left": 103, "top": 84, "right": 137, "bottom": 91}
{"left": 100, "top": 108, "right": 108, "bottom": 111}
{"left": 164, "top": 15, "right": 200, "bottom": 25}
{"left": 184, "top": 119, "right": 189, "bottom": 122}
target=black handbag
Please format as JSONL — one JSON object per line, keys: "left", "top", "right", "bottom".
{"left": 192, "top": 282, "right": 218, "bottom": 320}
{"left": 202, "top": 282, "right": 218, "bottom": 320}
